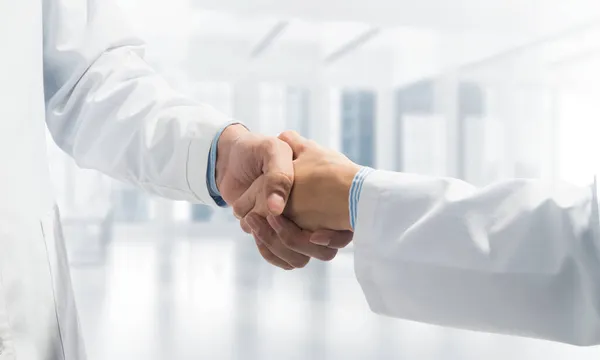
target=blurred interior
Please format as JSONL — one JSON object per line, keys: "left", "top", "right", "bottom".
{"left": 45, "top": 0, "right": 600, "bottom": 359}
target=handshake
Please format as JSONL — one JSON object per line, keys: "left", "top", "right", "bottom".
{"left": 214, "top": 126, "right": 361, "bottom": 270}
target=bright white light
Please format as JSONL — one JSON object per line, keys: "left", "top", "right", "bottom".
{"left": 558, "top": 89, "right": 600, "bottom": 186}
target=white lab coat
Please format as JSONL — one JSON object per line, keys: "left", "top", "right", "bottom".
{"left": 0, "top": 1, "right": 228, "bottom": 359}
{"left": 353, "top": 170, "right": 600, "bottom": 346}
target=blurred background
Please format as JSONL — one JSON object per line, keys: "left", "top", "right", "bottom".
{"left": 45, "top": 0, "right": 600, "bottom": 359}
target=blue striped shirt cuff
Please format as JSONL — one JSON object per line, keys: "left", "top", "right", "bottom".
{"left": 349, "top": 167, "right": 375, "bottom": 230}
{"left": 206, "top": 123, "right": 240, "bottom": 207}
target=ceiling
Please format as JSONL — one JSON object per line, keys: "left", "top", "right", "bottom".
{"left": 115, "top": 0, "right": 600, "bottom": 86}
{"left": 118, "top": 0, "right": 600, "bottom": 54}
{"left": 191, "top": 0, "right": 600, "bottom": 34}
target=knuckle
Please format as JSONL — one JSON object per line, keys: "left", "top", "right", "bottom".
{"left": 282, "top": 130, "right": 299, "bottom": 137}
{"left": 279, "top": 130, "right": 298, "bottom": 142}
{"left": 306, "top": 140, "right": 318, "bottom": 148}
{"left": 296, "top": 143, "right": 307, "bottom": 154}
{"left": 233, "top": 200, "right": 252, "bottom": 218}
{"left": 232, "top": 203, "right": 244, "bottom": 217}
{"left": 260, "top": 137, "right": 279, "bottom": 153}
{"left": 265, "top": 170, "right": 292, "bottom": 183}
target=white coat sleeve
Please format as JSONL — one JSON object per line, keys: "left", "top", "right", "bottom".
{"left": 353, "top": 170, "right": 600, "bottom": 345}
{"left": 42, "top": 0, "right": 230, "bottom": 204}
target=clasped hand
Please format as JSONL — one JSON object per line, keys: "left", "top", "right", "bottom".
{"left": 216, "top": 125, "right": 359, "bottom": 270}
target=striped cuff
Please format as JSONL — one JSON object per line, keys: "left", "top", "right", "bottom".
{"left": 349, "top": 167, "right": 375, "bottom": 230}
{"left": 206, "top": 122, "right": 244, "bottom": 207}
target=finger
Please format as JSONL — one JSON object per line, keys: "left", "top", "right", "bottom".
{"left": 310, "top": 230, "right": 354, "bottom": 249}
{"left": 232, "top": 178, "right": 262, "bottom": 219}
{"left": 239, "top": 218, "right": 252, "bottom": 234}
{"left": 267, "top": 215, "right": 338, "bottom": 262}
{"left": 267, "top": 193, "right": 286, "bottom": 216}
{"left": 262, "top": 171, "right": 292, "bottom": 216}
{"left": 259, "top": 139, "right": 294, "bottom": 216}
{"left": 253, "top": 238, "right": 293, "bottom": 270}
{"left": 247, "top": 214, "right": 310, "bottom": 268}
{"left": 278, "top": 131, "right": 308, "bottom": 156}
{"left": 233, "top": 176, "right": 282, "bottom": 219}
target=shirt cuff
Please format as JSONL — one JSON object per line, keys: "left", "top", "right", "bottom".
{"left": 349, "top": 167, "right": 375, "bottom": 230}
{"left": 206, "top": 122, "right": 244, "bottom": 207}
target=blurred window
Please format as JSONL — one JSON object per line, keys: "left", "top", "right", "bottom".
{"left": 259, "top": 83, "right": 287, "bottom": 136}
{"left": 286, "top": 87, "right": 310, "bottom": 137}
{"left": 341, "top": 90, "right": 375, "bottom": 168}
{"left": 112, "top": 184, "right": 149, "bottom": 222}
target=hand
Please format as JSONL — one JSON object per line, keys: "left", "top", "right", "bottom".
{"left": 245, "top": 214, "right": 354, "bottom": 269}
{"left": 278, "top": 131, "right": 361, "bottom": 232}
{"left": 215, "top": 124, "right": 293, "bottom": 217}
{"left": 215, "top": 125, "right": 347, "bottom": 269}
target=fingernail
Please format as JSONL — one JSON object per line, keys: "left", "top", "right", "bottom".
{"left": 266, "top": 215, "right": 282, "bottom": 232}
{"left": 310, "top": 233, "right": 330, "bottom": 246}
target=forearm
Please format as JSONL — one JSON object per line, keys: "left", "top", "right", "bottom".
{"left": 43, "top": 0, "right": 237, "bottom": 204}
{"left": 353, "top": 171, "right": 600, "bottom": 345}
{"left": 46, "top": 46, "right": 230, "bottom": 202}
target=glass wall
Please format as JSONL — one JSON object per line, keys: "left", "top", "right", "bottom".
{"left": 113, "top": 184, "right": 149, "bottom": 222}
{"left": 341, "top": 90, "right": 376, "bottom": 167}
{"left": 259, "top": 83, "right": 288, "bottom": 136}
{"left": 286, "top": 87, "right": 311, "bottom": 137}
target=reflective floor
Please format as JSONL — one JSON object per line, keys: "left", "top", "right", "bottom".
{"left": 69, "top": 225, "right": 600, "bottom": 360}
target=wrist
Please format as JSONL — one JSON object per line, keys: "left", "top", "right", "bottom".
{"left": 215, "top": 124, "right": 249, "bottom": 189}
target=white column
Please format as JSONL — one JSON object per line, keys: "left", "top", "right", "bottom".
{"left": 151, "top": 197, "right": 175, "bottom": 269}
{"left": 309, "top": 82, "right": 337, "bottom": 150}
{"left": 434, "top": 71, "right": 460, "bottom": 178}
{"left": 375, "top": 87, "right": 396, "bottom": 170}
{"left": 548, "top": 88, "right": 560, "bottom": 183}
{"left": 484, "top": 80, "right": 525, "bottom": 179}
{"left": 234, "top": 80, "right": 261, "bottom": 131}
{"left": 498, "top": 84, "right": 517, "bottom": 178}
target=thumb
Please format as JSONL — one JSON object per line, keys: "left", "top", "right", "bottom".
{"left": 233, "top": 175, "right": 287, "bottom": 218}
{"left": 262, "top": 171, "right": 292, "bottom": 216}
{"left": 258, "top": 138, "right": 294, "bottom": 216}
{"left": 267, "top": 193, "right": 286, "bottom": 215}
{"left": 278, "top": 130, "right": 308, "bottom": 157}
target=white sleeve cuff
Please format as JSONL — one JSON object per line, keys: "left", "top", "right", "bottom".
{"left": 186, "top": 104, "right": 233, "bottom": 205}
{"left": 353, "top": 170, "right": 385, "bottom": 245}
